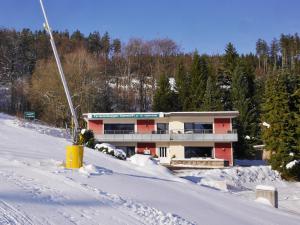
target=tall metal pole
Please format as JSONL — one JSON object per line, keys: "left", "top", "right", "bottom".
{"left": 39, "top": 0, "right": 79, "bottom": 141}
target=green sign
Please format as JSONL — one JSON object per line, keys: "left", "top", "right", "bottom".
{"left": 90, "top": 113, "right": 160, "bottom": 119}
{"left": 24, "top": 111, "right": 35, "bottom": 119}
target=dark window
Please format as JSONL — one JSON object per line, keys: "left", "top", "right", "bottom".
{"left": 116, "top": 146, "right": 136, "bottom": 157}
{"left": 184, "top": 147, "right": 212, "bottom": 158}
{"left": 157, "top": 123, "right": 169, "bottom": 134}
{"left": 104, "top": 124, "right": 134, "bottom": 134}
{"left": 184, "top": 123, "right": 212, "bottom": 133}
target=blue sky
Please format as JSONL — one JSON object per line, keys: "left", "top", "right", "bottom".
{"left": 1, "top": 0, "right": 300, "bottom": 54}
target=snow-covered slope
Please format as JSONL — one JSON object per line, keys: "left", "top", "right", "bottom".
{"left": 0, "top": 113, "right": 299, "bottom": 225}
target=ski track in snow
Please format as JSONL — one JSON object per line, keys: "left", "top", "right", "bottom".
{"left": 0, "top": 200, "right": 34, "bottom": 225}
{"left": 0, "top": 158, "right": 194, "bottom": 225}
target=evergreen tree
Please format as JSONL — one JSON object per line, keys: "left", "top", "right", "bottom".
{"left": 232, "top": 62, "right": 258, "bottom": 158}
{"left": 190, "top": 52, "right": 208, "bottom": 110}
{"left": 218, "top": 43, "right": 239, "bottom": 110}
{"left": 93, "top": 81, "right": 113, "bottom": 112}
{"left": 201, "top": 75, "right": 222, "bottom": 111}
{"left": 224, "top": 42, "right": 239, "bottom": 75}
{"left": 101, "top": 32, "right": 111, "bottom": 58}
{"left": 112, "top": 38, "right": 121, "bottom": 55}
{"left": 262, "top": 70, "right": 298, "bottom": 180}
{"left": 153, "top": 74, "right": 176, "bottom": 112}
{"left": 87, "top": 31, "right": 101, "bottom": 56}
{"left": 175, "top": 60, "right": 191, "bottom": 110}
{"left": 70, "top": 30, "right": 85, "bottom": 47}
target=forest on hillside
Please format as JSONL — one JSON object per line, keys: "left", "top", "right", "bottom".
{"left": 0, "top": 28, "right": 299, "bottom": 179}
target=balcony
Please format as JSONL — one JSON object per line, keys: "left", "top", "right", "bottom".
{"left": 170, "top": 129, "right": 238, "bottom": 142}
{"left": 95, "top": 129, "right": 238, "bottom": 142}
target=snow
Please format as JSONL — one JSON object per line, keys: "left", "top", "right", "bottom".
{"left": 256, "top": 185, "right": 277, "bottom": 191}
{"left": 286, "top": 160, "right": 300, "bottom": 169}
{"left": 169, "top": 77, "right": 176, "bottom": 91}
{"left": 78, "top": 164, "right": 100, "bottom": 176}
{"left": 255, "top": 197, "right": 273, "bottom": 207}
{"left": 129, "top": 154, "right": 155, "bottom": 167}
{"left": 262, "top": 121, "right": 271, "bottom": 128}
{"left": 95, "top": 143, "right": 127, "bottom": 160}
{"left": 95, "top": 142, "right": 116, "bottom": 152}
{"left": 175, "top": 166, "right": 300, "bottom": 215}
{"left": 0, "top": 113, "right": 299, "bottom": 224}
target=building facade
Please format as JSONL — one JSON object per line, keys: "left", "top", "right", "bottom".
{"left": 83, "top": 111, "right": 238, "bottom": 166}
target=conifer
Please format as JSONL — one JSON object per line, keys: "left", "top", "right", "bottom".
{"left": 262, "top": 70, "right": 298, "bottom": 179}
{"left": 202, "top": 75, "right": 222, "bottom": 111}
{"left": 190, "top": 52, "right": 208, "bottom": 110}
{"left": 153, "top": 74, "right": 175, "bottom": 112}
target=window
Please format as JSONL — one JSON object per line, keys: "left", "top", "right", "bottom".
{"left": 104, "top": 124, "right": 134, "bottom": 134}
{"left": 184, "top": 147, "right": 212, "bottom": 158}
{"left": 159, "top": 147, "right": 167, "bottom": 157}
{"left": 184, "top": 123, "right": 212, "bottom": 133}
{"left": 157, "top": 123, "right": 169, "bottom": 134}
{"left": 116, "top": 146, "right": 135, "bottom": 157}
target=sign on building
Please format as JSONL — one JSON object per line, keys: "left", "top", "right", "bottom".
{"left": 89, "top": 113, "right": 162, "bottom": 119}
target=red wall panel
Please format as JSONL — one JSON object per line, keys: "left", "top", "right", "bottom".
{"left": 137, "top": 143, "right": 156, "bottom": 155}
{"left": 214, "top": 118, "right": 231, "bottom": 134}
{"left": 88, "top": 120, "right": 103, "bottom": 134}
{"left": 214, "top": 143, "right": 233, "bottom": 166}
{"left": 137, "top": 120, "right": 155, "bottom": 134}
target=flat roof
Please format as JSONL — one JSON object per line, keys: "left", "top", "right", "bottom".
{"left": 165, "top": 111, "right": 239, "bottom": 117}
{"left": 83, "top": 111, "right": 239, "bottom": 120}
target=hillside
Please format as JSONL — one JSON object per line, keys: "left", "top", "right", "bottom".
{"left": 0, "top": 113, "right": 299, "bottom": 225}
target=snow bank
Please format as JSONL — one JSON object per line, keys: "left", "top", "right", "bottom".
{"left": 256, "top": 185, "right": 277, "bottom": 191}
{"left": 176, "top": 166, "right": 283, "bottom": 191}
{"left": 95, "top": 143, "right": 116, "bottom": 152}
{"left": 130, "top": 154, "right": 158, "bottom": 167}
{"left": 94, "top": 143, "right": 126, "bottom": 160}
{"left": 128, "top": 155, "right": 186, "bottom": 183}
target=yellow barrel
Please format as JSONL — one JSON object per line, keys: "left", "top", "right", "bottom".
{"left": 65, "top": 145, "right": 84, "bottom": 169}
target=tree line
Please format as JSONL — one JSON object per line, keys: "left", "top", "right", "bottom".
{"left": 0, "top": 28, "right": 299, "bottom": 179}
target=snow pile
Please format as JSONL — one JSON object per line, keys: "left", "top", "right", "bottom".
{"left": 176, "top": 166, "right": 283, "bottom": 191}
{"left": 129, "top": 154, "right": 157, "bottom": 167}
{"left": 256, "top": 185, "right": 277, "bottom": 191}
{"left": 129, "top": 155, "right": 185, "bottom": 182}
{"left": 262, "top": 121, "right": 271, "bottom": 128}
{"left": 95, "top": 143, "right": 126, "bottom": 160}
{"left": 79, "top": 164, "right": 99, "bottom": 176}
{"left": 113, "top": 148, "right": 127, "bottom": 160}
{"left": 286, "top": 160, "right": 300, "bottom": 169}
{"left": 95, "top": 143, "right": 115, "bottom": 152}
